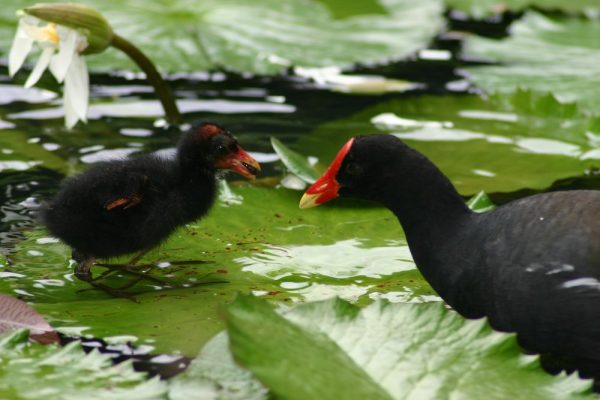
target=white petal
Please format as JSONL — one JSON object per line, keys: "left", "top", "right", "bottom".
{"left": 8, "top": 22, "right": 34, "bottom": 76}
{"left": 24, "top": 47, "right": 54, "bottom": 88}
{"left": 22, "top": 15, "right": 41, "bottom": 26}
{"left": 62, "top": 54, "right": 89, "bottom": 128}
{"left": 63, "top": 54, "right": 89, "bottom": 122}
{"left": 63, "top": 87, "right": 78, "bottom": 129}
{"left": 50, "top": 28, "right": 77, "bottom": 83}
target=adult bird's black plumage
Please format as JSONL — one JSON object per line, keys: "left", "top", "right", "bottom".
{"left": 42, "top": 122, "right": 260, "bottom": 281}
{"left": 300, "top": 134, "right": 600, "bottom": 378}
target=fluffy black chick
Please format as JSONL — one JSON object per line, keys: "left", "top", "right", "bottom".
{"left": 42, "top": 122, "right": 260, "bottom": 280}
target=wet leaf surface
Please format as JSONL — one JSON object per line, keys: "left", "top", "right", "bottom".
{"left": 295, "top": 90, "right": 600, "bottom": 195}
{"left": 467, "top": 190, "right": 497, "bottom": 213}
{"left": 225, "top": 296, "right": 594, "bottom": 400}
{"left": 168, "top": 332, "right": 267, "bottom": 400}
{"left": 0, "top": 0, "right": 443, "bottom": 74}
{"left": 270, "top": 137, "right": 321, "bottom": 183}
{"left": 0, "top": 329, "right": 167, "bottom": 399}
{"left": 463, "top": 12, "right": 600, "bottom": 114}
{"left": 4, "top": 186, "right": 434, "bottom": 355}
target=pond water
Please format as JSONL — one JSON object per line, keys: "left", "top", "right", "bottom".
{"left": 0, "top": 13, "right": 597, "bottom": 360}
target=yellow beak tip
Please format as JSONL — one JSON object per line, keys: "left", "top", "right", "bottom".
{"left": 299, "top": 193, "right": 319, "bottom": 209}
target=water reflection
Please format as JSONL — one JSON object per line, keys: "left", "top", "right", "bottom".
{"left": 0, "top": 84, "right": 57, "bottom": 104}
{"left": 0, "top": 170, "right": 61, "bottom": 253}
{"left": 0, "top": 119, "right": 16, "bottom": 129}
{"left": 8, "top": 99, "right": 295, "bottom": 121}
{"left": 295, "top": 66, "right": 419, "bottom": 94}
{"left": 80, "top": 148, "right": 140, "bottom": 164}
{"left": 237, "top": 239, "right": 414, "bottom": 280}
{"left": 120, "top": 128, "right": 154, "bottom": 137}
{"left": 0, "top": 160, "right": 40, "bottom": 171}
{"left": 515, "top": 138, "right": 581, "bottom": 156}
{"left": 459, "top": 109, "right": 518, "bottom": 122}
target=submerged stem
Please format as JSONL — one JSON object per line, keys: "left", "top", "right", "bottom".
{"left": 111, "top": 34, "right": 181, "bottom": 124}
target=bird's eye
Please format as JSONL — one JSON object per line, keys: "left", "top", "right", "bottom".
{"left": 216, "top": 145, "right": 227, "bottom": 154}
{"left": 345, "top": 162, "right": 362, "bottom": 176}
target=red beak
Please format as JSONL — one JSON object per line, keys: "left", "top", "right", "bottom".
{"left": 299, "top": 138, "right": 355, "bottom": 209}
{"left": 215, "top": 146, "right": 261, "bottom": 180}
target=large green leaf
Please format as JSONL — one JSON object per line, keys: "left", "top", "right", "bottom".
{"left": 0, "top": 0, "right": 443, "bottom": 74}
{"left": 168, "top": 332, "right": 267, "bottom": 400}
{"left": 271, "top": 137, "right": 321, "bottom": 183}
{"left": 463, "top": 12, "right": 600, "bottom": 114}
{"left": 0, "top": 127, "right": 67, "bottom": 174}
{"left": 5, "top": 185, "right": 435, "bottom": 355}
{"left": 0, "top": 329, "right": 167, "bottom": 399}
{"left": 467, "top": 190, "right": 496, "bottom": 212}
{"left": 226, "top": 296, "right": 391, "bottom": 400}
{"left": 225, "top": 295, "right": 594, "bottom": 400}
{"left": 446, "top": 0, "right": 600, "bottom": 18}
{"left": 294, "top": 90, "right": 600, "bottom": 195}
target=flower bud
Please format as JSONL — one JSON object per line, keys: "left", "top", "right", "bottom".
{"left": 23, "top": 3, "right": 114, "bottom": 54}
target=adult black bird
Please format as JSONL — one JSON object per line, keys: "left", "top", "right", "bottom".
{"left": 300, "top": 134, "right": 600, "bottom": 378}
{"left": 42, "top": 122, "right": 260, "bottom": 282}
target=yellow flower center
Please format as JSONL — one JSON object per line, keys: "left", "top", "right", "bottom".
{"left": 39, "top": 23, "right": 59, "bottom": 44}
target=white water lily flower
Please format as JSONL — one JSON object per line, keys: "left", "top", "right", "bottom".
{"left": 9, "top": 15, "right": 89, "bottom": 129}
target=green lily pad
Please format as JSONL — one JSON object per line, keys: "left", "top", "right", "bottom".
{"left": 467, "top": 190, "right": 496, "bottom": 212}
{"left": 168, "top": 332, "right": 267, "bottom": 400}
{"left": 271, "top": 137, "right": 321, "bottom": 184}
{"left": 0, "top": 329, "right": 167, "bottom": 399}
{"left": 225, "top": 295, "right": 593, "bottom": 400}
{"left": 463, "top": 12, "right": 600, "bottom": 114}
{"left": 4, "top": 185, "right": 435, "bottom": 355}
{"left": 0, "top": 128, "right": 67, "bottom": 174}
{"left": 0, "top": 0, "right": 444, "bottom": 74}
{"left": 446, "top": 0, "right": 600, "bottom": 18}
{"left": 295, "top": 90, "right": 600, "bottom": 195}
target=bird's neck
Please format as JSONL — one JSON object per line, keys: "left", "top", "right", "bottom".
{"left": 169, "top": 155, "right": 218, "bottom": 219}
{"left": 175, "top": 157, "right": 216, "bottom": 192}
{"left": 381, "top": 156, "right": 471, "bottom": 233}
{"left": 378, "top": 153, "right": 477, "bottom": 312}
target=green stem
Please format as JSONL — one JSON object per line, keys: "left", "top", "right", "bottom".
{"left": 111, "top": 33, "right": 181, "bottom": 124}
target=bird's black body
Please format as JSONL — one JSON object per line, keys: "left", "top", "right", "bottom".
{"left": 41, "top": 123, "right": 260, "bottom": 279}
{"left": 42, "top": 153, "right": 217, "bottom": 258}
{"left": 305, "top": 134, "right": 600, "bottom": 377}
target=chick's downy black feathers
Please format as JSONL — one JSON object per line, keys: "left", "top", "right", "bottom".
{"left": 41, "top": 123, "right": 260, "bottom": 279}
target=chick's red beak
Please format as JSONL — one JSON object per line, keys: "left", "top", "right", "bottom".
{"left": 215, "top": 146, "right": 261, "bottom": 180}
{"left": 299, "top": 137, "right": 355, "bottom": 209}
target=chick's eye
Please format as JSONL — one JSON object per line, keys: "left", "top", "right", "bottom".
{"left": 345, "top": 162, "right": 362, "bottom": 176}
{"left": 216, "top": 145, "right": 227, "bottom": 154}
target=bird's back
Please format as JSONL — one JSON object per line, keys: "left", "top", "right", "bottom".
{"left": 470, "top": 191, "right": 600, "bottom": 362}
{"left": 41, "top": 154, "right": 214, "bottom": 258}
